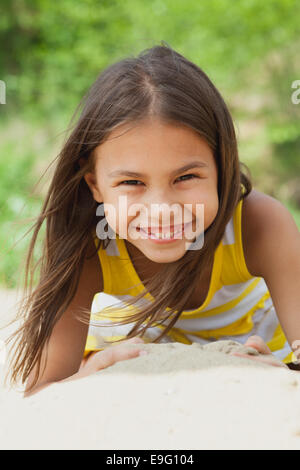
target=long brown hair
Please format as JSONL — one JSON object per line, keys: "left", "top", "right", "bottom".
{"left": 6, "top": 41, "right": 252, "bottom": 389}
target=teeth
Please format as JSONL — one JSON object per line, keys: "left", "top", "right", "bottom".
{"left": 150, "top": 229, "right": 182, "bottom": 239}
{"left": 139, "top": 227, "right": 184, "bottom": 239}
{"left": 137, "top": 222, "right": 193, "bottom": 240}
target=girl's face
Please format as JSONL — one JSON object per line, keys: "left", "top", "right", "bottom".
{"left": 84, "top": 119, "right": 219, "bottom": 264}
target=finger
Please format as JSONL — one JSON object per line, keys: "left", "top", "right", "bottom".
{"left": 244, "top": 335, "right": 272, "bottom": 355}
{"left": 112, "top": 337, "right": 145, "bottom": 346}
{"left": 124, "top": 337, "right": 145, "bottom": 344}
{"left": 94, "top": 345, "right": 146, "bottom": 370}
{"left": 230, "top": 352, "right": 287, "bottom": 368}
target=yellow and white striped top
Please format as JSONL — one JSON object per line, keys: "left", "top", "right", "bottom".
{"left": 84, "top": 197, "right": 294, "bottom": 364}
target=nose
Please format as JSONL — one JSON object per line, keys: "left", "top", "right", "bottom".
{"left": 141, "top": 189, "right": 182, "bottom": 226}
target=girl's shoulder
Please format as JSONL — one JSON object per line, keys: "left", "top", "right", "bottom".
{"left": 241, "top": 188, "right": 297, "bottom": 277}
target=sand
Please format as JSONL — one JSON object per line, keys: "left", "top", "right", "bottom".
{"left": 1, "top": 288, "right": 300, "bottom": 450}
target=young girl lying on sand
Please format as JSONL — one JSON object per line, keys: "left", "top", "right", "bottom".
{"left": 7, "top": 43, "right": 300, "bottom": 397}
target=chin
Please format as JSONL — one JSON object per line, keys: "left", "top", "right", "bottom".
{"left": 143, "top": 246, "right": 186, "bottom": 264}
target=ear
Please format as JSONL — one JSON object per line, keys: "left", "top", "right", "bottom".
{"left": 83, "top": 171, "right": 103, "bottom": 203}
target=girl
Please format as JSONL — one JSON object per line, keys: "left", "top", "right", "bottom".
{"left": 7, "top": 43, "right": 300, "bottom": 397}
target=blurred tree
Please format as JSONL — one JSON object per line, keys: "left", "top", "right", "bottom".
{"left": 1, "top": 0, "right": 299, "bottom": 117}
{"left": 0, "top": 0, "right": 299, "bottom": 287}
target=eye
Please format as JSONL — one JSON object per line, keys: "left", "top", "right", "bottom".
{"left": 118, "top": 174, "right": 199, "bottom": 186}
{"left": 175, "top": 174, "right": 199, "bottom": 183}
{"left": 118, "top": 180, "right": 144, "bottom": 186}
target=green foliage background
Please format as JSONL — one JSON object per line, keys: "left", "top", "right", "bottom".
{"left": 0, "top": 0, "right": 299, "bottom": 288}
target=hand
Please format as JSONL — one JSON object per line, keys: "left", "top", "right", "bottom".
{"left": 23, "top": 337, "right": 148, "bottom": 397}
{"left": 79, "top": 337, "right": 148, "bottom": 377}
{"left": 230, "top": 335, "right": 288, "bottom": 369}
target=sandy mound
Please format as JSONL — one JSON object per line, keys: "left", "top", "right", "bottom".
{"left": 1, "top": 289, "right": 300, "bottom": 450}
{"left": 1, "top": 340, "right": 300, "bottom": 449}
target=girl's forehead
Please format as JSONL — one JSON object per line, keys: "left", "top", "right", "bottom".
{"left": 99, "top": 119, "right": 208, "bottom": 145}
{"left": 94, "top": 121, "right": 215, "bottom": 166}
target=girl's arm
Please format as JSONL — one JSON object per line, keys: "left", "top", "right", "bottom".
{"left": 25, "top": 337, "right": 146, "bottom": 397}
{"left": 242, "top": 190, "right": 300, "bottom": 363}
{"left": 24, "top": 235, "right": 102, "bottom": 396}
{"left": 24, "top": 236, "right": 146, "bottom": 397}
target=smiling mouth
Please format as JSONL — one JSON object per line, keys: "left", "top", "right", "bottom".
{"left": 134, "top": 222, "right": 193, "bottom": 240}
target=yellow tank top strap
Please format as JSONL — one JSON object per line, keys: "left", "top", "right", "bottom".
{"left": 233, "top": 198, "right": 254, "bottom": 281}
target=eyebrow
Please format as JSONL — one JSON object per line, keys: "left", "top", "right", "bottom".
{"left": 108, "top": 161, "right": 209, "bottom": 178}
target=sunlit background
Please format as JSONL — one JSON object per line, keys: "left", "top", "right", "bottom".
{"left": 0, "top": 0, "right": 299, "bottom": 289}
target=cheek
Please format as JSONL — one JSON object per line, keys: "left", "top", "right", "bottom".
{"left": 188, "top": 188, "right": 218, "bottom": 227}
{"left": 103, "top": 195, "right": 136, "bottom": 235}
